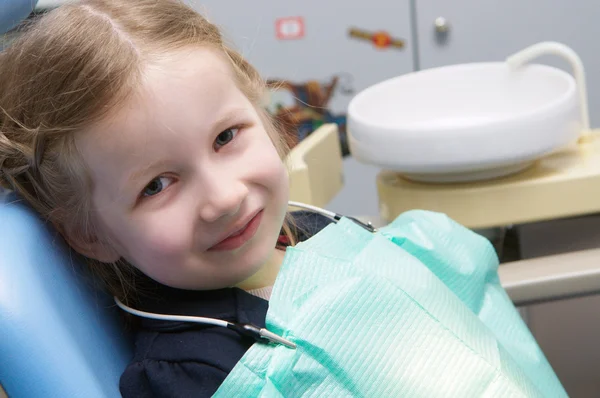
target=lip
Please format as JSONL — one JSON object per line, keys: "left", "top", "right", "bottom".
{"left": 208, "top": 210, "right": 264, "bottom": 252}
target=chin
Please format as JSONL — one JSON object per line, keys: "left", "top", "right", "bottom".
{"left": 234, "top": 217, "right": 281, "bottom": 280}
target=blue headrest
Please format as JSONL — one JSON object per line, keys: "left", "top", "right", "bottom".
{"left": 0, "top": 0, "right": 38, "bottom": 35}
{"left": 0, "top": 193, "right": 132, "bottom": 398}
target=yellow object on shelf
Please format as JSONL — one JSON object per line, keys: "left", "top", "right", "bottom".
{"left": 377, "top": 133, "right": 600, "bottom": 229}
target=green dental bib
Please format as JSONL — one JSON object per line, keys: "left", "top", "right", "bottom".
{"left": 214, "top": 211, "right": 566, "bottom": 397}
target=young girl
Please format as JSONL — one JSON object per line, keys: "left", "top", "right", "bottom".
{"left": 0, "top": 0, "right": 331, "bottom": 396}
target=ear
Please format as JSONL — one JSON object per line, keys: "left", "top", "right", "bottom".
{"left": 63, "top": 229, "right": 121, "bottom": 263}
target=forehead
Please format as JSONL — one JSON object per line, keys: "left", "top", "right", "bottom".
{"left": 75, "top": 48, "right": 251, "bottom": 194}
{"left": 86, "top": 48, "right": 239, "bottom": 148}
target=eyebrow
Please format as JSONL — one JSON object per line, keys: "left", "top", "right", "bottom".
{"left": 127, "top": 159, "right": 172, "bottom": 186}
{"left": 212, "top": 107, "right": 250, "bottom": 130}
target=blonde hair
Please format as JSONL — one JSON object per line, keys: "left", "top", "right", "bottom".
{"left": 0, "top": 0, "right": 296, "bottom": 303}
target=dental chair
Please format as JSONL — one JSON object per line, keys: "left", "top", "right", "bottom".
{"left": 3, "top": 112, "right": 600, "bottom": 397}
{"left": 0, "top": 0, "right": 37, "bottom": 35}
{"left": 0, "top": 192, "right": 133, "bottom": 398}
{"left": 3, "top": 119, "right": 600, "bottom": 397}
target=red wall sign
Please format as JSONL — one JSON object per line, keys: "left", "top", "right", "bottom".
{"left": 276, "top": 17, "right": 305, "bottom": 40}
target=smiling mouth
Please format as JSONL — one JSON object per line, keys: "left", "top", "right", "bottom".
{"left": 208, "top": 210, "right": 264, "bottom": 252}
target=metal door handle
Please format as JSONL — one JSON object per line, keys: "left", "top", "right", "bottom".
{"left": 434, "top": 17, "right": 450, "bottom": 34}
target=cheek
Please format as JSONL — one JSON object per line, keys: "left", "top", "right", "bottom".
{"left": 250, "top": 132, "right": 289, "bottom": 187}
{"left": 138, "top": 220, "right": 190, "bottom": 256}
{"left": 251, "top": 143, "right": 289, "bottom": 230}
{"left": 274, "top": 161, "right": 289, "bottom": 201}
{"left": 103, "top": 205, "right": 194, "bottom": 265}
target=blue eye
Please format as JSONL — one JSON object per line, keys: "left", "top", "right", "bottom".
{"left": 142, "top": 176, "right": 173, "bottom": 197}
{"left": 214, "top": 127, "right": 239, "bottom": 149}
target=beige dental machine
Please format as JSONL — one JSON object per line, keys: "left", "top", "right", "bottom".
{"left": 288, "top": 42, "right": 600, "bottom": 308}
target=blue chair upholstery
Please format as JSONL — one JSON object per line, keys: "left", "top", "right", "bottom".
{"left": 0, "top": 0, "right": 37, "bottom": 35}
{"left": 0, "top": 193, "right": 132, "bottom": 398}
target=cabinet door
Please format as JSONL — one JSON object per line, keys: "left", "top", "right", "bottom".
{"left": 415, "top": 0, "right": 600, "bottom": 127}
{"left": 188, "top": 0, "right": 415, "bottom": 216}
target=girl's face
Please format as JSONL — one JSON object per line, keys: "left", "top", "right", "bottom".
{"left": 74, "top": 48, "right": 289, "bottom": 290}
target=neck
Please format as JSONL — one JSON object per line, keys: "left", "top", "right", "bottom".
{"left": 235, "top": 248, "right": 286, "bottom": 291}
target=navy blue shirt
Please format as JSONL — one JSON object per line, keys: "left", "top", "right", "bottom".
{"left": 119, "top": 211, "right": 332, "bottom": 397}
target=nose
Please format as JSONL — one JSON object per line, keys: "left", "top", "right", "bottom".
{"left": 197, "top": 170, "right": 249, "bottom": 223}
